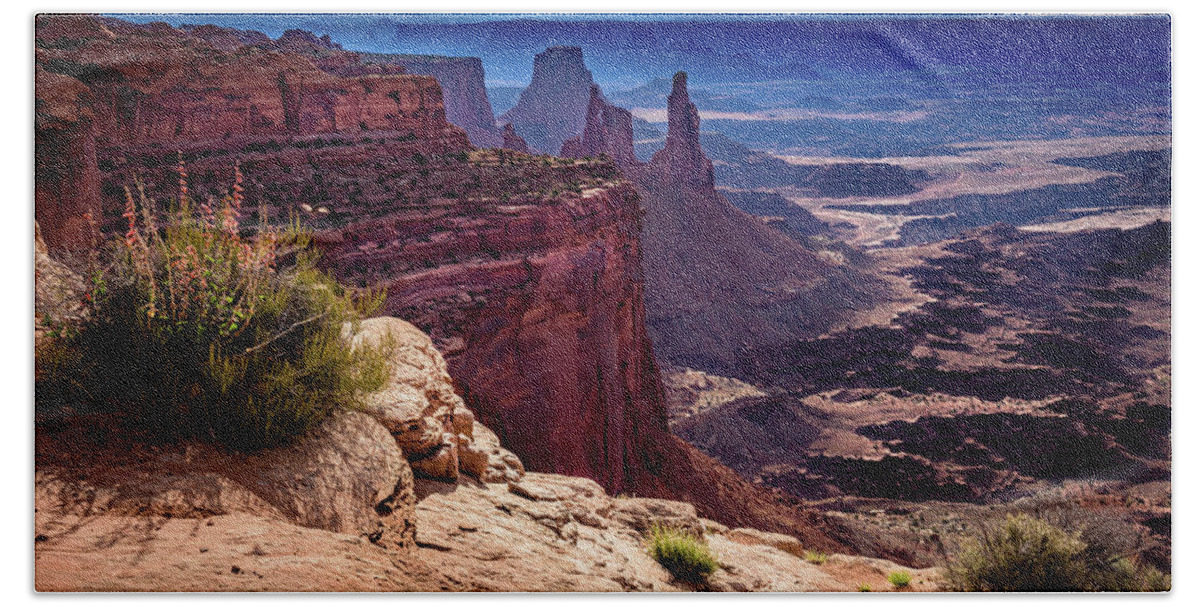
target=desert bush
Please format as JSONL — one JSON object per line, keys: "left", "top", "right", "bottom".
{"left": 856, "top": 583, "right": 871, "bottom": 592}
{"left": 803, "top": 550, "right": 828, "bottom": 565}
{"left": 945, "top": 513, "right": 1169, "bottom": 592}
{"left": 44, "top": 164, "right": 389, "bottom": 451}
{"left": 646, "top": 523, "right": 719, "bottom": 585}
{"left": 887, "top": 570, "right": 912, "bottom": 588}
{"left": 945, "top": 513, "right": 1087, "bottom": 591}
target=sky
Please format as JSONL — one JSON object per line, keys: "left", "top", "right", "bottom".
{"left": 106, "top": 13, "right": 1170, "bottom": 89}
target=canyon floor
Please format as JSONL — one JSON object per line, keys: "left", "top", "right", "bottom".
{"left": 666, "top": 217, "right": 1171, "bottom": 571}
{"left": 768, "top": 135, "right": 1171, "bottom": 247}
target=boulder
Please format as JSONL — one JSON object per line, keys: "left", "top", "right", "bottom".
{"left": 458, "top": 422, "right": 525, "bottom": 483}
{"left": 34, "top": 221, "right": 86, "bottom": 326}
{"left": 232, "top": 411, "right": 416, "bottom": 549}
{"left": 351, "top": 317, "right": 463, "bottom": 481}
{"left": 611, "top": 496, "right": 706, "bottom": 537}
{"left": 351, "top": 316, "right": 525, "bottom": 484}
{"left": 36, "top": 410, "right": 417, "bottom": 551}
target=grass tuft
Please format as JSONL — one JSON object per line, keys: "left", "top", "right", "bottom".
{"left": 887, "top": 570, "right": 912, "bottom": 588}
{"left": 646, "top": 523, "right": 719, "bottom": 585}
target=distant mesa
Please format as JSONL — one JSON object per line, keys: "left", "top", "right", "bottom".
{"left": 275, "top": 28, "right": 342, "bottom": 52}
{"left": 500, "top": 46, "right": 596, "bottom": 154}
{"left": 361, "top": 52, "right": 502, "bottom": 148}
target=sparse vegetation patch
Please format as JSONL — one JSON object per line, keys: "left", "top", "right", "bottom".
{"left": 945, "top": 513, "right": 1169, "bottom": 592}
{"left": 646, "top": 523, "right": 719, "bottom": 585}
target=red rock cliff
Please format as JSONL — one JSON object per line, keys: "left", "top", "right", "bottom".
{"left": 35, "top": 64, "right": 101, "bottom": 251}
{"left": 34, "top": 15, "right": 468, "bottom": 248}
{"left": 316, "top": 172, "right": 666, "bottom": 492}
{"left": 362, "top": 54, "right": 502, "bottom": 148}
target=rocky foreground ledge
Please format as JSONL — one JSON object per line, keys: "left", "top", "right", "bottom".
{"left": 34, "top": 317, "right": 937, "bottom": 592}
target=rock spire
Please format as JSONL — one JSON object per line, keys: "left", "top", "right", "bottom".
{"left": 647, "top": 72, "right": 715, "bottom": 190}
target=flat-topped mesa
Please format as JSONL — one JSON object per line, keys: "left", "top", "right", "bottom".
{"left": 500, "top": 123, "right": 530, "bottom": 153}
{"left": 177, "top": 23, "right": 272, "bottom": 50}
{"left": 560, "top": 85, "right": 642, "bottom": 177}
{"left": 500, "top": 46, "right": 596, "bottom": 154}
{"left": 33, "top": 15, "right": 470, "bottom": 248}
{"left": 275, "top": 28, "right": 342, "bottom": 52}
{"left": 647, "top": 72, "right": 715, "bottom": 190}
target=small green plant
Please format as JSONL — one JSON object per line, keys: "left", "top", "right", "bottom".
{"left": 944, "top": 513, "right": 1170, "bottom": 592}
{"left": 646, "top": 523, "right": 719, "bottom": 585}
{"left": 887, "top": 570, "right": 912, "bottom": 588}
{"left": 856, "top": 583, "right": 871, "bottom": 592}
{"left": 42, "top": 162, "right": 390, "bottom": 451}
{"left": 803, "top": 550, "right": 828, "bottom": 565}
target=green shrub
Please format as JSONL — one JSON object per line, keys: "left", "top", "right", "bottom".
{"left": 803, "top": 550, "right": 828, "bottom": 565}
{"left": 945, "top": 513, "right": 1169, "bottom": 592}
{"left": 856, "top": 583, "right": 871, "bottom": 592}
{"left": 44, "top": 168, "right": 389, "bottom": 451}
{"left": 646, "top": 523, "right": 719, "bottom": 585}
{"left": 887, "top": 570, "right": 912, "bottom": 588}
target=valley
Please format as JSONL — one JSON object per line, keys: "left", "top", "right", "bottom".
{"left": 34, "top": 12, "right": 1171, "bottom": 592}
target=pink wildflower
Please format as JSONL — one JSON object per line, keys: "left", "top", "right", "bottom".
{"left": 122, "top": 187, "right": 139, "bottom": 247}
{"left": 177, "top": 152, "right": 189, "bottom": 203}
{"left": 232, "top": 163, "right": 245, "bottom": 211}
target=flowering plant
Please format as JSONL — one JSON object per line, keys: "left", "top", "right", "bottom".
{"left": 54, "top": 158, "right": 389, "bottom": 450}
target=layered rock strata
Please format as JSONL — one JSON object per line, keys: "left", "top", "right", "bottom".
{"left": 362, "top": 53, "right": 502, "bottom": 148}
{"left": 318, "top": 171, "right": 665, "bottom": 494}
{"left": 34, "top": 15, "right": 468, "bottom": 248}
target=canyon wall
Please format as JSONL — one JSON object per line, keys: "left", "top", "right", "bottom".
{"left": 34, "top": 15, "right": 468, "bottom": 249}
{"left": 362, "top": 53, "right": 502, "bottom": 148}
{"left": 314, "top": 176, "right": 668, "bottom": 492}
{"left": 34, "top": 19, "right": 854, "bottom": 548}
